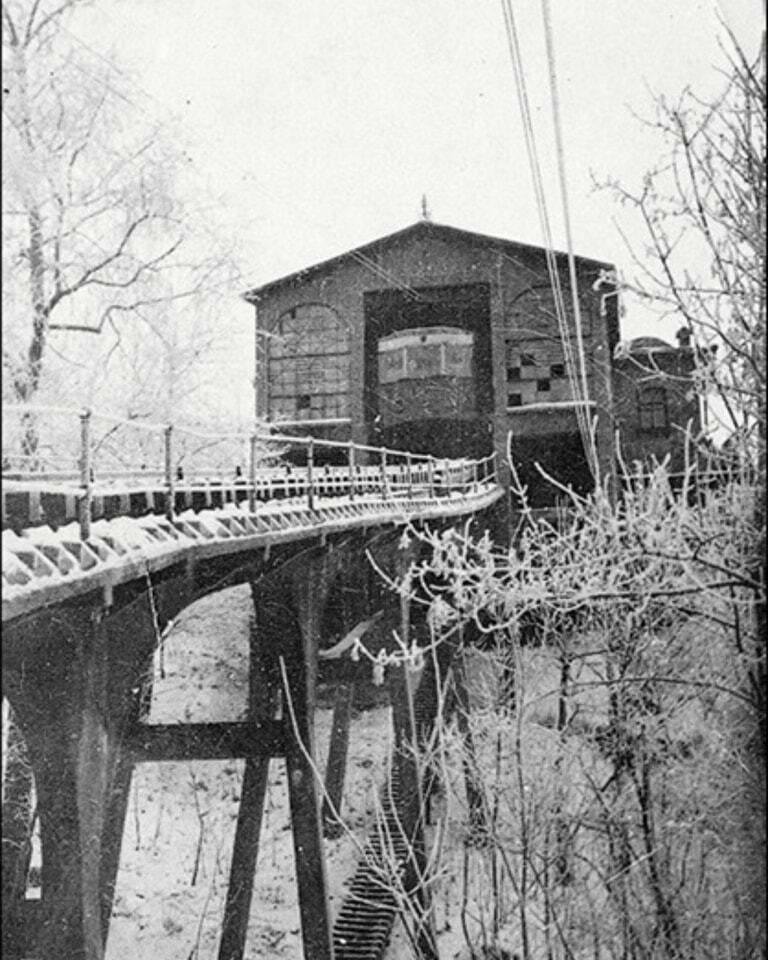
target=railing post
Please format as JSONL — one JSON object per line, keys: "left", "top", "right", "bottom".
{"left": 473, "top": 459, "right": 478, "bottom": 492}
{"left": 307, "top": 437, "right": 315, "bottom": 510}
{"left": 428, "top": 457, "right": 435, "bottom": 497}
{"left": 78, "top": 409, "right": 92, "bottom": 540}
{"left": 348, "top": 441, "right": 356, "bottom": 502}
{"left": 164, "top": 425, "right": 175, "bottom": 521}
{"left": 248, "top": 434, "right": 258, "bottom": 512}
{"left": 406, "top": 454, "right": 413, "bottom": 497}
{"left": 380, "top": 449, "right": 388, "bottom": 499}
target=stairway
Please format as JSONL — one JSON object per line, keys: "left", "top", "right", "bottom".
{"left": 332, "top": 763, "right": 412, "bottom": 960}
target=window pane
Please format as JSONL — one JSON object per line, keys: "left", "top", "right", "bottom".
{"left": 266, "top": 304, "right": 350, "bottom": 420}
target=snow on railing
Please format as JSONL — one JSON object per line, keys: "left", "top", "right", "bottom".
{"left": 2, "top": 404, "right": 499, "bottom": 539}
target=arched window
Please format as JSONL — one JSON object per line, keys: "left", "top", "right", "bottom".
{"left": 507, "top": 284, "right": 592, "bottom": 339}
{"left": 266, "top": 304, "right": 350, "bottom": 422}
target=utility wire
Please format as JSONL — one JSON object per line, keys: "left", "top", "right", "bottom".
{"left": 499, "top": 0, "right": 595, "bottom": 468}
{"left": 539, "top": 0, "right": 599, "bottom": 479}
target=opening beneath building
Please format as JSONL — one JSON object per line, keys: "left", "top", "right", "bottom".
{"left": 509, "top": 431, "right": 593, "bottom": 508}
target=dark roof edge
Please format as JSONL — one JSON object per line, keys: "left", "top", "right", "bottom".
{"left": 242, "top": 220, "right": 615, "bottom": 303}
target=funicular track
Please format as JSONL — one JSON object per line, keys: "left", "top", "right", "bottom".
{"left": 333, "top": 761, "right": 406, "bottom": 960}
{"left": 333, "top": 664, "right": 442, "bottom": 960}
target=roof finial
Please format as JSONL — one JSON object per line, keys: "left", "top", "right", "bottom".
{"left": 420, "top": 194, "right": 431, "bottom": 222}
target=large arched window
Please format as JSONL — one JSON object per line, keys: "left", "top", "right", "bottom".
{"left": 266, "top": 304, "right": 350, "bottom": 421}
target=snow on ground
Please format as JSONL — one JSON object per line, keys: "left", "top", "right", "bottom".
{"left": 105, "top": 584, "right": 392, "bottom": 960}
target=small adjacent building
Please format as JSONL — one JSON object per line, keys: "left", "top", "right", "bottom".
{"left": 612, "top": 330, "right": 702, "bottom": 476}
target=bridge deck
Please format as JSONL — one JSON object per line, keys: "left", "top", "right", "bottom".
{"left": 2, "top": 484, "right": 503, "bottom": 623}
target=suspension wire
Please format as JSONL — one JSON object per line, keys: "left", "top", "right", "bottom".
{"left": 500, "top": 0, "right": 591, "bottom": 455}
{"left": 500, "top": 0, "right": 592, "bottom": 451}
{"left": 499, "top": 0, "right": 595, "bottom": 470}
{"left": 539, "top": 0, "right": 599, "bottom": 480}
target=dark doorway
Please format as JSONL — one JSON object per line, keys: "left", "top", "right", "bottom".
{"left": 510, "top": 432, "right": 593, "bottom": 507}
{"left": 363, "top": 284, "right": 493, "bottom": 458}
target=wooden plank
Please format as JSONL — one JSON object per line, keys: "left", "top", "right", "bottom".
{"left": 217, "top": 758, "right": 270, "bottom": 960}
{"left": 126, "top": 721, "right": 286, "bottom": 762}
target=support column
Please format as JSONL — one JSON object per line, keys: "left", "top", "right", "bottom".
{"left": 261, "top": 559, "right": 335, "bottom": 960}
{"left": 218, "top": 759, "right": 270, "bottom": 960}
{"left": 218, "top": 585, "right": 277, "bottom": 960}
{"left": 12, "top": 607, "right": 115, "bottom": 960}
{"left": 322, "top": 681, "right": 354, "bottom": 837}
{"left": 452, "top": 648, "right": 485, "bottom": 834}
{"left": 74, "top": 609, "right": 111, "bottom": 960}
{"left": 1, "top": 707, "right": 35, "bottom": 960}
{"left": 98, "top": 757, "right": 134, "bottom": 941}
{"left": 386, "top": 539, "right": 439, "bottom": 960}
{"left": 99, "top": 587, "right": 160, "bottom": 944}
{"left": 3, "top": 594, "right": 157, "bottom": 960}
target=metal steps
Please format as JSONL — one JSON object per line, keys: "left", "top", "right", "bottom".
{"left": 332, "top": 765, "right": 412, "bottom": 960}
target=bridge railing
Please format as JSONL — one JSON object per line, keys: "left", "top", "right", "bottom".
{"left": 2, "top": 405, "right": 499, "bottom": 538}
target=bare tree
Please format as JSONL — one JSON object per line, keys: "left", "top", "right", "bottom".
{"left": 603, "top": 27, "right": 765, "bottom": 754}
{"left": 606, "top": 28, "right": 765, "bottom": 453}
{"left": 2, "top": 0, "right": 242, "bottom": 452}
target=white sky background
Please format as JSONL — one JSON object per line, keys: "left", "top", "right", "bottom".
{"left": 70, "top": 0, "right": 763, "bottom": 418}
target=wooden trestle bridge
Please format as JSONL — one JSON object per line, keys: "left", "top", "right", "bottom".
{"left": 1, "top": 405, "right": 504, "bottom": 960}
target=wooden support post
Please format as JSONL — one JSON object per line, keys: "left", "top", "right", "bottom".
{"left": 306, "top": 437, "right": 315, "bottom": 511}
{"left": 164, "top": 425, "right": 175, "bottom": 521}
{"left": 74, "top": 609, "right": 111, "bottom": 960}
{"left": 78, "top": 410, "right": 92, "bottom": 541}
{"left": 1, "top": 707, "right": 35, "bottom": 960}
{"left": 98, "top": 757, "right": 134, "bottom": 943}
{"left": 380, "top": 449, "right": 388, "bottom": 499}
{"left": 21, "top": 608, "right": 114, "bottom": 960}
{"left": 322, "top": 681, "right": 354, "bottom": 837}
{"left": 387, "top": 540, "right": 439, "bottom": 960}
{"left": 452, "top": 648, "right": 485, "bottom": 834}
{"left": 248, "top": 434, "right": 258, "bottom": 513}
{"left": 282, "top": 655, "right": 334, "bottom": 960}
{"left": 218, "top": 586, "right": 281, "bottom": 960}
{"left": 257, "top": 562, "right": 335, "bottom": 960}
{"left": 218, "top": 758, "right": 270, "bottom": 960}
{"left": 348, "top": 442, "right": 356, "bottom": 501}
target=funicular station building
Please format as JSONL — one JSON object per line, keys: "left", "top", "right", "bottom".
{"left": 243, "top": 219, "right": 699, "bottom": 517}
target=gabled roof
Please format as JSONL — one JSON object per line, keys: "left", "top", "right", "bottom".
{"left": 242, "top": 220, "right": 613, "bottom": 303}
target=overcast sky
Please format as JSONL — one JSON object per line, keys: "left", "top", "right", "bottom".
{"left": 76, "top": 0, "right": 761, "bottom": 363}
